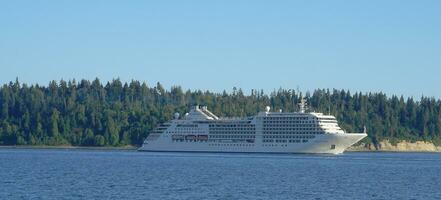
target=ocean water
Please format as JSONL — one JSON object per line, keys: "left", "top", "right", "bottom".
{"left": 1, "top": 149, "right": 440, "bottom": 200}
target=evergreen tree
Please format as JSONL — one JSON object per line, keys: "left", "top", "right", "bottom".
{"left": 0, "top": 78, "right": 440, "bottom": 147}
{"left": 49, "top": 108, "right": 60, "bottom": 144}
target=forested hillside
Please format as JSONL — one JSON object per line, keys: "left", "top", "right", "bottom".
{"left": 1, "top": 78, "right": 440, "bottom": 146}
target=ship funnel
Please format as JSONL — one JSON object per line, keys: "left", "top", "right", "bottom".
{"left": 174, "top": 112, "right": 180, "bottom": 119}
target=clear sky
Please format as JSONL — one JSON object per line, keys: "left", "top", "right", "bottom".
{"left": 1, "top": 0, "right": 440, "bottom": 98}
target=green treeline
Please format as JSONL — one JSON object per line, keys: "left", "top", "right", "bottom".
{"left": 1, "top": 78, "right": 441, "bottom": 146}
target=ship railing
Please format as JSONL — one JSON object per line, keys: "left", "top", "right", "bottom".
{"left": 217, "top": 117, "right": 250, "bottom": 121}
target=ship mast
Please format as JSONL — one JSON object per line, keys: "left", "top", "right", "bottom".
{"left": 298, "top": 96, "right": 307, "bottom": 113}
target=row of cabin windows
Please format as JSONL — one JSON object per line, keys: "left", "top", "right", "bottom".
{"left": 208, "top": 139, "right": 254, "bottom": 143}
{"left": 209, "top": 143, "right": 254, "bottom": 147}
{"left": 210, "top": 131, "right": 255, "bottom": 134}
{"left": 263, "top": 128, "right": 324, "bottom": 133}
{"left": 262, "top": 144, "right": 288, "bottom": 147}
{"left": 263, "top": 128, "right": 320, "bottom": 131}
{"left": 264, "top": 121, "right": 314, "bottom": 124}
{"left": 209, "top": 124, "right": 254, "bottom": 128}
{"left": 263, "top": 117, "right": 309, "bottom": 120}
{"left": 168, "top": 131, "right": 205, "bottom": 134}
{"left": 171, "top": 138, "right": 254, "bottom": 143}
{"left": 263, "top": 127, "right": 318, "bottom": 131}
{"left": 263, "top": 131, "right": 323, "bottom": 135}
{"left": 264, "top": 120, "right": 314, "bottom": 123}
{"left": 175, "top": 128, "right": 200, "bottom": 131}
{"left": 172, "top": 139, "right": 208, "bottom": 142}
{"left": 264, "top": 124, "right": 315, "bottom": 127}
{"left": 210, "top": 128, "right": 255, "bottom": 131}
{"left": 210, "top": 135, "right": 256, "bottom": 139}
{"left": 263, "top": 139, "right": 309, "bottom": 143}
{"left": 263, "top": 135, "right": 315, "bottom": 139}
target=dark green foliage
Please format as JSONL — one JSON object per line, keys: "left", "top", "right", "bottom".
{"left": 0, "top": 79, "right": 440, "bottom": 146}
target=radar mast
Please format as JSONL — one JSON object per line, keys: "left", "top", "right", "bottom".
{"left": 298, "top": 96, "right": 307, "bottom": 113}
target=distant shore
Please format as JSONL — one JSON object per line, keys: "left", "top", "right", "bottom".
{"left": 348, "top": 140, "right": 441, "bottom": 153}
{"left": 2, "top": 142, "right": 441, "bottom": 153}
{"left": 0, "top": 145, "right": 138, "bottom": 151}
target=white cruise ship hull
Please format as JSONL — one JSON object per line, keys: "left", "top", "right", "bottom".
{"left": 139, "top": 105, "right": 368, "bottom": 154}
{"left": 139, "top": 133, "right": 367, "bottom": 154}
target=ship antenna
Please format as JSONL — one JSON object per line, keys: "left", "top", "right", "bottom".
{"left": 328, "top": 93, "right": 331, "bottom": 115}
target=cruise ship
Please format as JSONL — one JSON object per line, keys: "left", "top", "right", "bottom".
{"left": 139, "top": 99, "right": 367, "bottom": 154}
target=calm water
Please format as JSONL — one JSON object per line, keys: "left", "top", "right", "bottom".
{"left": 1, "top": 149, "right": 441, "bottom": 200}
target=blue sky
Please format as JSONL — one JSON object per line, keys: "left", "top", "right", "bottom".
{"left": 1, "top": 0, "right": 440, "bottom": 98}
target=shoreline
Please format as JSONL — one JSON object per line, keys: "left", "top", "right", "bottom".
{"left": 346, "top": 149, "right": 441, "bottom": 153}
{"left": 1, "top": 145, "right": 441, "bottom": 153}
{"left": 3, "top": 139, "right": 441, "bottom": 153}
{"left": 347, "top": 140, "right": 441, "bottom": 153}
{"left": 0, "top": 145, "right": 138, "bottom": 151}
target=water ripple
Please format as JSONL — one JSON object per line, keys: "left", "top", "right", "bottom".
{"left": 1, "top": 149, "right": 441, "bottom": 199}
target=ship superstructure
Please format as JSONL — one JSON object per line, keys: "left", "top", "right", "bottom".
{"left": 139, "top": 99, "right": 367, "bottom": 154}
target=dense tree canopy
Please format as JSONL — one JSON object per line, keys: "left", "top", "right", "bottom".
{"left": 0, "top": 78, "right": 440, "bottom": 146}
